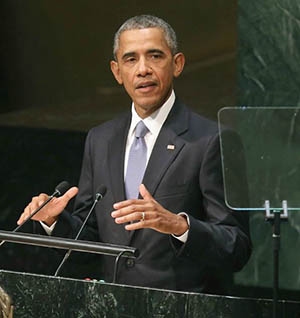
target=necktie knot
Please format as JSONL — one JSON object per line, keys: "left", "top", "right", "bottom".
{"left": 135, "top": 121, "right": 148, "bottom": 138}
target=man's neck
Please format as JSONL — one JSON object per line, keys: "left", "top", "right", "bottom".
{"left": 133, "top": 90, "right": 175, "bottom": 119}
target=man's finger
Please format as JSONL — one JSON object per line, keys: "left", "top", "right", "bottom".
{"left": 115, "top": 211, "right": 144, "bottom": 224}
{"left": 60, "top": 187, "right": 78, "bottom": 204}
{"left": 125, "top": 220, "right": 151, "bottom": 231}
{"left": 113, "top": 199, "right": 140, "bottom": 210}
{"left": 139, "top": 184, "right": 153, "bottom": 200}
{"left": 17, "top": 199, "right": 42, "bottom": 225}
{"left": 112, "top": 201, "right": 154, "bottom": 218}
{"left": 17, "top": 212, "right": 26, "bottom": 225}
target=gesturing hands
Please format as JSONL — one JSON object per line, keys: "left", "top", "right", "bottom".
{"left": 18, "top": 183, "right": 189, "bottom": 235}
{"left": 111, "top": 184, "right": 189, "bottom": 236}
{"left": 17, "top": 187, "right": 78, "bottom": 227}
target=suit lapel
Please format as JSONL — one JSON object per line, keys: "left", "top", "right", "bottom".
{"left": 141, "top": 132, "right": 184, "bottom": 198}
{"left": 107, "top": 112, "right": 134, "bottom": 244}
{"left": 127, "top": 100, "right": 189, "bottom": 243}
{"left": 142, "top": 99, "right": 189, "bottom": 197}
{"left": 107, "top": 112, "right": 131, "bottom": 204}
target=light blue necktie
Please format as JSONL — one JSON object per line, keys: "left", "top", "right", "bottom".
{"left": 125, "top": 121, "right": 149, "bottom": 199}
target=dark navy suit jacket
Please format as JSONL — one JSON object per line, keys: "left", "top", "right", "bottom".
{"left": 52, "top": 99, "right": 251, "bottom": 293}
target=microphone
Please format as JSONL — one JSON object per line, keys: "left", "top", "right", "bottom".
{"left": 0, "top": 181, "right": 70, "bottom": 247}
{"left": 54, "top": 184, "right": 107, "bottom": 277}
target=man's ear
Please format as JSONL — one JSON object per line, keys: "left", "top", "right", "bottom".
{"left": 110, "top": 60, "right": 123, "bottom": 85}
{"left": 173, "top": 52, "right": 185, "bottom": 78}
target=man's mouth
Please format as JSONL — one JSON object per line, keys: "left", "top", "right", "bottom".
{"left": 136, "top": 82, "right": 157, "bottom": 90}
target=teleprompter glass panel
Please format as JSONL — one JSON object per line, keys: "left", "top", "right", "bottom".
{"left": 218, "top": 107, "right": 300, "bottom": 211}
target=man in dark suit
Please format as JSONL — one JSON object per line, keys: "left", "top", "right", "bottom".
{"left": 18, "top": 15, "right": 251, "bottom": 293}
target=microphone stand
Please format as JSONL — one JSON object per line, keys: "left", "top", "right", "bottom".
{"left": 54, "top": 192, "right": 103, "bottom": 277}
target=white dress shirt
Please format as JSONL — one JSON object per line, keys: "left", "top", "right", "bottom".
{"left": 124, "top": 90, "right": 175, "bottom": 175}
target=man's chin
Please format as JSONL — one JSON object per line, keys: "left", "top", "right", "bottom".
{"left": 134, "top": 99, "right": 163, "bottom": 117}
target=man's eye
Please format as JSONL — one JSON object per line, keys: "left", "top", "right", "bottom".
{"left": 125, "top": 57, "right": 136, "bottom": 63}
{"left": 151, "top": 54, "right": 161, "bottom": 59}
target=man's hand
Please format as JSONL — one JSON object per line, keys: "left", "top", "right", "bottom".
{"left": 111, "top": 184, "right": 189, "bottom": 235}
{"left": 17, "top": 187, "right": 78, "bottom": 227}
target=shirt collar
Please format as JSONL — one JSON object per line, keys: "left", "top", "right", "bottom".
{"left": 129, "top": 90, "right": 175, "bottom": 137}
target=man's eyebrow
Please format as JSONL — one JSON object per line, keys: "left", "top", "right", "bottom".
{"left": 147, "top": 49, "right": 165, "bottom": 55}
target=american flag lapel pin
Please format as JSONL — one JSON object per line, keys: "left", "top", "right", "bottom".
{"left": 167, "top": 144, "right": 175, "bottom": 150}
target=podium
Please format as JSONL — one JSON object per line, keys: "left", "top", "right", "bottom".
{"left": 1, "top": 270, "right": 300, "bottom": 318}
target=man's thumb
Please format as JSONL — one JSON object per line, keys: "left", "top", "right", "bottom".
{"left": 61, "top": 186, "right": 78, "bottom": 203}
{"left": 139, "top": 184, "right": 153, "bottom": 200}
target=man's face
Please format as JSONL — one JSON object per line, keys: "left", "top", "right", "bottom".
{"left": 111, "top": 27, "right": 185, "bottom": 118}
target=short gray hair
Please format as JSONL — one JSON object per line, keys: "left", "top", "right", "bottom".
{"left": 113, "top": 15, "right": 178, "bottom": 59}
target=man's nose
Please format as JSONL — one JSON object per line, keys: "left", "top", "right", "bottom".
{"left": 136, "top": 58, "right": 152, "bottom": 76}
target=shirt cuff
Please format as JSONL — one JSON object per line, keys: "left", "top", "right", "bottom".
{"left": 40, "top": 220, "right": 57, "bottom": 236}
{"left": 172, "top": 212, "right": 190, "bottom": 243}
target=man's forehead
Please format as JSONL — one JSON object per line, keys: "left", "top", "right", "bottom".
{"left": 117, "top": 27, "right": 170, "bottom": 54}
{"left": 120, "top": 28, "right": 166, "bottom": 45}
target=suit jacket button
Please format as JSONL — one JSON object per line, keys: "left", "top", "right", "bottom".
{"left": 126, "top": 258, "right": 135, "bottom": 268}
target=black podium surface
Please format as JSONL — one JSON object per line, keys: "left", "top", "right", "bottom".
{"left": 0, "top": 270, "right": 299, "bottom": 318}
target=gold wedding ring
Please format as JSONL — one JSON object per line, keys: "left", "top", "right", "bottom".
{"left": 141, "top": 212, "right": 145, "bottom": 222}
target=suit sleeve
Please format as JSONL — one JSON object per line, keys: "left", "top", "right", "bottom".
{"left": 52, "top": 130, "right": 99, "bottom": 241}
{"left": 171, "top": 133, "right": 252, "bottom": 272}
